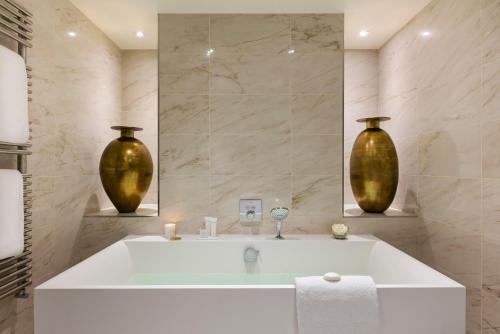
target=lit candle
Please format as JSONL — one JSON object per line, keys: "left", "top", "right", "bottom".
{"left": 164, "top": 223, "right": 176, "bottom": 240}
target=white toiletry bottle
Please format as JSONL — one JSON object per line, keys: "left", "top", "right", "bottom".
{"left": 204, "top": 217, "right": 212, "bottom": 236}
{"left": 204, "top": 217, "right": 218, "bottom": 238}
{"left": 210, "top": 218, "right": 217, "bottom": 238}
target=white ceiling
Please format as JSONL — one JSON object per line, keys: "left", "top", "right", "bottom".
{"left": 69, "top": 0, "right": 432, "bottom": 50}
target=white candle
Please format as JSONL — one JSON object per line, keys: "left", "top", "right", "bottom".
{"left": 164, "top": 223, "right": 176, "bottom": 240}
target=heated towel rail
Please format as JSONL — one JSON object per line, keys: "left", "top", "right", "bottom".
{"left": 0, "top": 0, "right": 33, "bottom": 300}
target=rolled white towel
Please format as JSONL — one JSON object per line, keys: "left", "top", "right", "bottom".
{"left": 0, "top": 169, "right": 25, "bottom": 260}
{"left": 295, "top": 275, "right": 380, "bottom": 334}
{"left": 0, "top": 44, "right": 29, "bottom": 144}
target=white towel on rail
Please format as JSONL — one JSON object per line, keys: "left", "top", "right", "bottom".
{"left": 0, "top": 169, "right": 25, "bottom": 260}
{"left": 295, "top": 275, "right": 380, "bottom": 334}
{"left": 0, "top": 44, "right": 29, "bottom": 143}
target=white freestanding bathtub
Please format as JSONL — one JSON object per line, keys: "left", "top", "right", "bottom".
{"left": 35, "top": 235, "right": 465, "bottom": 334}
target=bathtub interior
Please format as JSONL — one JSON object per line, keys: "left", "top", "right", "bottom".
{"left": 37, "top": 235, "right": 461, "bottom": 289}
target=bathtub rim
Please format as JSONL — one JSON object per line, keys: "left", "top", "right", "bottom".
{"left": 36, "top": 234, "right": 464, "bottom": 291}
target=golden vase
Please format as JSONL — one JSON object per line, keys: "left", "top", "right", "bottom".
{"left": 350, "top": 117, "right": 398, "bottom": 213}
{"left": 99, "top": 126, "right": 153, "bottom": 213}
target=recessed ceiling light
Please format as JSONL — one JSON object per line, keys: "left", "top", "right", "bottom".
{"left": 67, "top": 31, "right": 77, "bottom": 37}
{"left": 359, "top": 30, "right": 369, "bottom": 37}
{"left": 288, "top": 49, "right": 295, "bottom": 54}
{"left": 206, "top": 48, "right": 215, "bottom": 57}
{"left": 136, "top": 31, "right": 144, "bottom": 38}
{"left": 420, "top": 31, "right": 432, "bottom": 37}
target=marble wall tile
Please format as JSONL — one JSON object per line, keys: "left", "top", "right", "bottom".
{"left": 158, "top": 15, "right": 209, "bottom": 55}
{"left": 159, "top": 175, "right": 210, "bottom": 227}
{"left": 482, "top": 120, "right": 500, "bottom": 178}
{"left": 481, "top": 0, "right": 500, "bottom": 122}
{"left": 211, "top": 95, "right": 290, "bottom": 135}
{"left": 418, "top": 122, "right": 482, "bottom": 177}
{"left": 160, "top": 135, "right": 210, "bottom": 175}
{"left": 210, "top": 53, "right": 290, "bottom": 94}
{"left": 396, "top": 135, "right": 419, "bottom": 177}
{"left": 417, "top": 176, "right": 481, "bottom": 276}
{"left": 291, "top": 52, "right": 343, "bottom": 94}
{"left": 481, "top": 0, "right": 500, "bottom": 65}
{"left": 210, "top": 15, "right": 290, "bottom": 55}
{"left": 482, "top": 59, "right": 500, "bottom": 122}
{"left": 344, "top": 50, "right": 380, "bottom": 205}
{"left": 160, "top": 94, "right": 209, "bottom": 135}
{"left": 159, "top": 54, "right": 209, "bottom": 94}
{"left": 291, "top": 14, "right": 344, "bottom": 53}
{"left": 482, "top": 179, "right": 500, "bottom": 333}
{"left": 344, "top": 51, "right": 379, "bottom": 140}
{"left": 158, "top": 14, "right": 346, "bottom": 237}
{"left": 122, "top": 50, "right": 158, "bottom": 205}
{"left": 377, "top": 0, "right": 500, "bottom": 332}
{"left": 292, "top": 135, "right": 342, "bottom": 175}
{"left": 391, "top": 175, "right": 418, "bottom": 214}
{"left": 211, "top": 135, "right": 291, "bottom": 175}
{"left": 292, "top": 94, "right": 342, "bottom": 135}
{"left": 292, "top": 175, "right": 342, "bottom": 216}
{"left": 210, "top": 175, "right": 291, "bottom": 216}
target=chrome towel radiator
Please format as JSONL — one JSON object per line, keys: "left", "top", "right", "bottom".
{"left": 0, "top": 0, "right": 33, "bottom": 300}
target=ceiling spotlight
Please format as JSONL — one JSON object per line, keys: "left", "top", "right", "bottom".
{"left": 359, "top": 30, "right": 369, "bottom": 37}
{"left": 67, "top": 31, "right": 77, "bottom": 37}
{"left": 288, "top": 49, "right": 295, "bottom": 54}
{"left": 136, "top": 31, "right": 144, "bottom": 38}
{"left": 420, "top": 31, "right": 432, "bottom": 37}
{"left": 206, "top": 48, "right": 215, "bottom": 57}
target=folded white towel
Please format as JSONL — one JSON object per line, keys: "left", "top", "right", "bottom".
{"left": 0, "top": 170, "right": 25, "bottom": 260}
{"left": 0, "top": 44, "right": 29, "bottom": 143}
{"left": 295, "top": 275, "right": 380, "bottom": 334}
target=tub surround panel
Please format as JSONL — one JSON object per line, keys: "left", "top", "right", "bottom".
{"left": 291, "top": 52, "right": 343, "bottom": 94}
{"left": 211, "top": 14, "right": 290, "bottom": 56}
{"left": 292, "top": 94, "right": 342, "bottom": 135}
{"left": 159, "top": 54, "right": 209, "bottom": 94}
{"left": 211, "top": 95, "right": 291, "bottom": 135}
{"left": 160, "top": 135, "right": 210, "bottom": 175}
{"left": 291, "top": 14, "right": 344, "bottom": 53}
{"left": 159, "top": 14, "right": 344, "bottom": 233}
{"left": 159, "top": 94, "right": 209, "bottom": 135}
{"left": 211, "top": 53, "right": 290, "bottom": 94}
{"left": 158, "top": 15, "right": 209, "bottom": 54}
{"left": 377, "top": 0, "right": 500, "bottom": 332}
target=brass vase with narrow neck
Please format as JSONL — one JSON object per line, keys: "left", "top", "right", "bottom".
{"left": 99, "top": 126, "right": 153, "bottom": 213}
{"left": 350, "top": 117, "right": 398, "bottom": 213}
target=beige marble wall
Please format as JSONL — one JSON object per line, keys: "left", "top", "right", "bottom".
{"left": 379, "top": 0, "right": 500, "bottom": 332}
{"left": 0, "top": 0, "right": 122, "bottom": 332}
{"left": 343, "top": 50, "right": 379, "bottom": 206}
{"left": 121, "top": 50, "right": 158, "bottom": 205}
{"left": 0, "top": 8, "right": 422, "bottom": 334}
{"left": 159, "top": 14, "right": 345, "bottom": 234}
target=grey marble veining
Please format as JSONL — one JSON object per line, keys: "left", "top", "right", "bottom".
{"left": 291, "top": 14, "right": 344, "bottom": 53}
{"left": 291, "top": 52, "right": 343, "bottom": 94}
{"left": 160, "top": 94, "right": 209, "bottom": 134}
{"left": 210, "top": 14, "right": 290, "bottom": 55}
{"left": 292, "top": 94, "right": 342, "bottom": 135}
{"left": 158, "top": 15, "right": 209, "bottom": 55}
{"left": 211, "top": 95, "right": 291, "bottom": 135}
{"left": 210, "top": 53, "right": 290, "bottom": 94}
{"left": 159, "top": 14, "right": 345, "bottom": 235}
